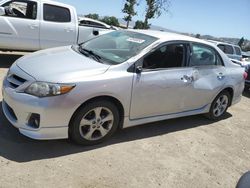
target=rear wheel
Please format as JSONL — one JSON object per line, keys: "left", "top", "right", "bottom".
{"left": 205, "top": 91, "right": 231, "bottom": 120}
{"left": 69, "top": 100, "right": 120, "bottom": 145}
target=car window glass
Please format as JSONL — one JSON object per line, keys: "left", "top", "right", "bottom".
{"left": 234, "top": 47, "right": 242, "bottom": 55}
{"left": 142, "top": 44, "right": 185, "bottom": 69}
{"left": 218, "top": 44, "right": 225, "bottom": 52}
{"left": 190, "top": 44, "right": 222, "bottom": 66}
{"left": 81, "top": 31, "right": 157, "bottom": 65}
{"left": 89, "top": 21, "right": 105, "bottom": 27}
{"left": 43, "top": 4, "right": 71, "bottom": 22}
{"left": 2, "top": 0, "right": 37, "bottom": 19}
{"left": 224, "top": 45, "right": 234, "bottom": 54}
{"left": 80, "top": 20, "right": 107, "bottom": 28}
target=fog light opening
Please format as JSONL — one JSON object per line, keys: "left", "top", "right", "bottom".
{"left": 28, "top": 113, "right": 40, "bottom": 129}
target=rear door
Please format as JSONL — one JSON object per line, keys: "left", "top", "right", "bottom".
{"left": 40, "top": 3, "right": 77, "bottom": 49}
{"left": 187, "top": 43, "right": 227, "bottom": 108}
{"left": 0, "top": 0, "right": 39, "bottom": 50}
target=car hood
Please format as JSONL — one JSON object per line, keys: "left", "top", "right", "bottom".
{"left": 16, "top": 46, "right": 110, "bottom": 83}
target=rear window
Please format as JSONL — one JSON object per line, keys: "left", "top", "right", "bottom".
{"left": 43, "top": 4, "right": 71, "bottom": 22}
{"left": 218, "top": 44, "right": 225, "bottom": 52}
{"left": 234, "top": 46, "right": 242, "bottom": 55}
{"left": 224, "top": 45, "right": 234, "bottom": 54}
{"left": 80, "top": 20, "right": 107, "bottom": 28}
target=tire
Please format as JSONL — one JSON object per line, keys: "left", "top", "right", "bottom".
{"left": 69, "top": 100, "right": 120, "bottom": 145}
{"left": 205, "top": 91, "right": 231, "bottom": 120}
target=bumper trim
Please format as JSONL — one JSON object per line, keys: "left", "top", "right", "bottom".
{"left": 19, "top": 126, "right": 68, "bottom": 140}
{"left": 2, "top": 101, "right": 68, "bottom": 140}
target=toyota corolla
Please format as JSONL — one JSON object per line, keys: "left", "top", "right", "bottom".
{"left": 2, "top": 30, "right": 246, "bottom": 145}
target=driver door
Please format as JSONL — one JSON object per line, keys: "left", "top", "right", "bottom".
{"left": 0, "top": 0, "right": 40, "bottom": 51}
{"left": 130, "top": 42, "right": 196, "bottom": 120}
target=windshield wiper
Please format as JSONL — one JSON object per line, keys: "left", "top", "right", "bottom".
{"left": 78, "top": 46, "right": 102, "bottom": 63}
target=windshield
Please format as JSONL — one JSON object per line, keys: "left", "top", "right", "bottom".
{"left": 80, "top": 30, "right": 158, "bottom": 65}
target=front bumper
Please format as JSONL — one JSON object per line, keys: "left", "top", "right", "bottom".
{"left": 2, "top": 79, "right": 76, "bottom": 140}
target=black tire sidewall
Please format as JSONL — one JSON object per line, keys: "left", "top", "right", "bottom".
{"left": 69, "top": 100, "right": 120, "bottom": 145}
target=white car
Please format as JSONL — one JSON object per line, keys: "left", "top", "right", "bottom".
{"left": 208, "top": 40, "right": 243, "bottom": 61}
{"left": 2, "top": 30, "right": 245, "bottom": 145}
{"left": 0, "top": 0, "right": 112, "bottom": 51}
{"left": 78, "top": 17, "right": 118, "bottom": 30}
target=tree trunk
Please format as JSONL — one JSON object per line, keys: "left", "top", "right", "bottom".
{"left": 126, "top": 20, "right": 130, "bottom": 28}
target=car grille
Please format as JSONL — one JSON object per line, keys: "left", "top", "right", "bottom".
{"left": 7, "top": 74, "right": 27, "bottom": 89}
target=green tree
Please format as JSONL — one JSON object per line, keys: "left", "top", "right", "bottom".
{"left": 122, "top": 0, "right": 137, "bottom": 28}
{"left": 143, "top": 0, "right": 171, "bottom": 29}
{"left": 101, "top": 16, "right": 120, "bottom": 27}
{"left": 134, "top": 20, "right": 146, "bottom": 29}
{"left": 85, "top": 13, "right": 99, "bottom": 20}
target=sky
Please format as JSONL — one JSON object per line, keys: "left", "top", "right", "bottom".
{"left": 57, "top": 0, "right": 250, "bottom": 39}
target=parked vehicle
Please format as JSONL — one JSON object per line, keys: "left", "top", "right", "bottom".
{"left": 2, "top": 30, "right": 245, "bottom": 145}
{"left": 244, "top": 64, "right": 250, "bottom": 91}
{"left": 230, "top": 59, "right": 250, "bottom": 90}
{"left": 78, "top": 17, "right": 118, "bottom": 30}
{"left": 0, "top": 0, "right": 112, "bottom": 51}
{"left": 208, "top": 40, "right": 243, "bottom": 61}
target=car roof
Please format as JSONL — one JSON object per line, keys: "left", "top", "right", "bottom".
{"left": 129, "top": 29, "right": 215, "bottom": 46}
{"left": 207, "top": 40, "right": 241, "bottom": 48}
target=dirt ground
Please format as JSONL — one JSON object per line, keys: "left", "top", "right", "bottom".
{"left": 0, "top": 52, "right": 249, "bottom": 188}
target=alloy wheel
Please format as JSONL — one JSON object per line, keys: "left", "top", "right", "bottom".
{"left": 79, "top": 107, "right": 114, "bottom": 141}
{"left": 212, "top": 95, "right": 229, "bottom": 117}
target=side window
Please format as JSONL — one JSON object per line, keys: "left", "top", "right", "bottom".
{"left": 218, "top": 44, "right": 225, "bottom": 52}
{"left": 234, "top": 46, "right": 242, "bottom": 55}
{"left": 89, "top": 21, "right": 105, "bottom": 27}
{"left": 2, "top": 1, "right": 37, "bottom": 19}
{"left": 190, "top": 44, "right": 223, "bottom": 66}
{"left": 80, "top": 20, "right": 107, "bottom": 28}
{"left": 43, "top": 4, "right": 71, "bottom": 22}
{"left": 224, "top": 45, "right": 234, "bottom": 54}
{"left": 142, "top": 43, "right": 185, "bottom": 69}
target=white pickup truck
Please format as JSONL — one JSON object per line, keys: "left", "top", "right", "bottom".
{"left": 0, "top": 0, "right": 112, "bottom": 51}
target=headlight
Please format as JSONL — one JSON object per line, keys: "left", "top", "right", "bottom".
{"left": 25, "top": 82, "right": 75, "bottom": 97}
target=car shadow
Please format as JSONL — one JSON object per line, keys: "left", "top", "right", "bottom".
{"left": 0, "top": 53, "right": 23, "bottom": 68}
{"left": 0, "top": 101, "right": 232, "bottom": 163}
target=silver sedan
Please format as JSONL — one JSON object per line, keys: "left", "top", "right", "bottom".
{"left": 2, "top": 30, "right": 245, "bottom": 145}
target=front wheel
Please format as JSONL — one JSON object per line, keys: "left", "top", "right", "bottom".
{"left": 69, "top": 100, "right": 120, "bottom": 145}
{"left": 205, "top": 91, "right": 231, "bottom": 120}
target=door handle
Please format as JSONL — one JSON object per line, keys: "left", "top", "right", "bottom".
{"left": 181, "top": 75, "right": 194, "bottom": 83}
{"left": 217, "top": 73, "right": 225, "bottom": 80}
{"left": 64, "top": 28, "right": 74, "bottom": 32}
{"left": 29, "top": 24, "right": 38, "bottom": 29}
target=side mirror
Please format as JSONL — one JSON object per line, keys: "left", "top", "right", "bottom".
{"left": 0, "top": 7, "right": 5, "bottom": 16}
{"left": 136, "top": 66, "right": 143, "bottom": 74}
{"left": 93, "top": 30, "right": 99, "bottom": 36}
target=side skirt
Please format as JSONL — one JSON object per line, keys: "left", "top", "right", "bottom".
{"left": 123, "top": 104, "right": 211, "bottom": 129}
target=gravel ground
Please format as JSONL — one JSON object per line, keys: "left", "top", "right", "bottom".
{"left": 0, "top": 52, "right": 249, "bottom": 188}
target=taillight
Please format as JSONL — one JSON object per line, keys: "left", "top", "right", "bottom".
{"left": 243, "top": 72, "right": 248, "bottom": 80}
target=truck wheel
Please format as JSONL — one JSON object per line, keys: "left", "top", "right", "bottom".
{"left": 205, "top": 91, "right": 231, "bottom": 120}
{"left": 69, "top": 100, "right": 119, "bottom": 145}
